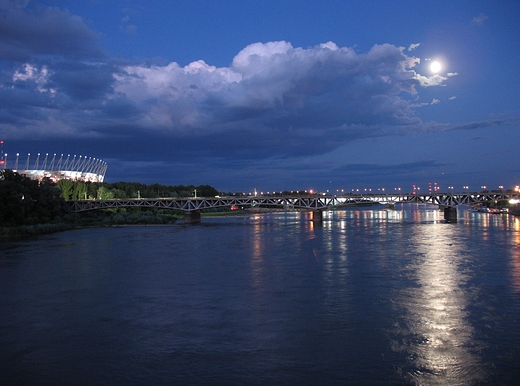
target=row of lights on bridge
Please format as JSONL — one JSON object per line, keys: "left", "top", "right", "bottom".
{"left": 243, "top": 185, "right": 519, "bottom": 196}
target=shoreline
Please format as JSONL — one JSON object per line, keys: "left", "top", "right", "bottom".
{"left": 3, "top": 205, "right": 520, "bottom": 240}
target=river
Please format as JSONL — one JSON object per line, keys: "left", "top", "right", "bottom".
{"left": 1, "top": 205, "right": 520, "bottom": 385}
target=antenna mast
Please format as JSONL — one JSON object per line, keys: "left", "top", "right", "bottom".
{"left": 0, "top": 140, "right": 4, "bottom": 168}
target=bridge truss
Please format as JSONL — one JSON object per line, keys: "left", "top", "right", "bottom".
{"left": 67, "top": 192, "right": 520, "bottom": 213}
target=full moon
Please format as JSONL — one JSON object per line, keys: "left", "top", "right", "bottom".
{"left": 430, "top": 61, "right": 442, "bottom": 73}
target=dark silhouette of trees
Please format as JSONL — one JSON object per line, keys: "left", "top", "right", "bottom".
{"left": 1, "top": 172, "right": 221, "bottom": 229}
{"left": 0, "top": 170, "right": 68, "bottom": 226}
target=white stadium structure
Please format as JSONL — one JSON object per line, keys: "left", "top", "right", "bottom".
{"left": 1, "top": 147, "right": 107, "bottom": 183}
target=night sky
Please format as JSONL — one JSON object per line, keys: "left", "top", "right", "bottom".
{"left": 1, "top": 0, "right": 519, "bottom": 193}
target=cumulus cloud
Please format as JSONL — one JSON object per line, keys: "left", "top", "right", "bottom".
{"left": 0, "top": 1, "right": 454, "bottom": 163}
{"left": 105, "top": 41, "right": 437, "bottom": 156}
{"left": 408, "top": 43, "right": 420, "bottom": 51}
{"left": 413, "top": 73, "right": 447, "bottom": 87}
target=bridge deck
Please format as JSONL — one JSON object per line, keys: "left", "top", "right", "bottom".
{"left": 67, "top": 192, "right": 520, "bottom": 213}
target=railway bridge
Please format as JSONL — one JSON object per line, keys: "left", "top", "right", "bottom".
{"left": 67, "top": 191, "right": 520, "bottom": 223}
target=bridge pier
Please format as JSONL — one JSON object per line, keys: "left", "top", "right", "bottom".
{"left": 443, "top": 207, "right": 457, "bottom": 223}
{"left": 312, "top": 209, "right": 323, "bottom": 222}
{"left": 184, "top": 210, "right": 201, "bottom": 224}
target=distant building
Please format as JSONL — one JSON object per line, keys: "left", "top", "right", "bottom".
{"left": 1, "top": 150, "right": 107, "bottom": 183}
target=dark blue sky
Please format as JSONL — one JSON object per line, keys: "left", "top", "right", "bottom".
{"left": 1, "top": 0, "right": 519, "bottom": 193}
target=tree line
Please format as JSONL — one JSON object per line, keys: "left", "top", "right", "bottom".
{"left": 1, "top": 169, "right": 221, "bottom": 228}
{"left": 56, "top": 180, "right": 220, "bottom": 200}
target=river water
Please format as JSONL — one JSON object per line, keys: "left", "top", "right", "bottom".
{"left": 1, "top": 205, "right": 520, "bottom": 385}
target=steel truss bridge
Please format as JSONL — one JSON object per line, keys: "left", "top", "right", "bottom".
{"left": 68, "top": 191, "right": 520, "bottom": 213}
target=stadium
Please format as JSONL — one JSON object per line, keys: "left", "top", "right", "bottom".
{"left": 1, "top": 141, "right": 107, "bottom": 183}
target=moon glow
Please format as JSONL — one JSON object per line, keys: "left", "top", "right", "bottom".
{"left": 430, "top": 61, "right": 442, "bottom": 73}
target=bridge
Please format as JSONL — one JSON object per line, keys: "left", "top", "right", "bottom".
{"left": 67, "top": 191, "right": 520, "bottom": 223}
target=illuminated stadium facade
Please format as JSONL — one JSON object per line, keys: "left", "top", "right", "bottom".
{"left": 1, "top": 143, "right": 107, "bottom": 183}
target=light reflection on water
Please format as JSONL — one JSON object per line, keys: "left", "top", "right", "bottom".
{"left": 1, "top": 205, "right": 520, "bottom": 385}
{"left": 510, "top": 218, "right": 520, "bottom": 292}
{"left": 391, "top": 221, "right": 483, "bottom": 385}
{"left": 308, "top": 206, "right": 519, "bottom": 384}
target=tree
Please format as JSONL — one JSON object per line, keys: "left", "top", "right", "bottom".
{"left": 111, "top": 188, "right": 127, "bottom": 198}
{"left": 72, "top": 181, "right": 88, "bottom": 200}
{"left": 0, "top": 170, "right": 68, "bottom": 226}
{"left": 32, "top": 178, "right": 68, "bottom": 223}
{"left": 0, "top": 170, "right": 26, "bottom": 225}
{"left": 196, "top": 184, "right": 219, "bottom": 197}
{"left": 97, "top": 186, "right": 115, "bottom": 200}
{"left": 57, "top": 179, "right": 74, "bottom": 200}
{"left": 57, "top": 180, "right": 222, "bottom": 200}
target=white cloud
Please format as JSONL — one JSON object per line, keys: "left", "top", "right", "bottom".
{"left": 13, "top": 63, "right": 55, "bottom": 94}
{"left": 413, "top": 73, "right": 447, "bottom": 87}
{"left": 449, "top": 96, "right": 456, "bottom": 100}
{"left": 320, "top": 41, "right": 339, "bottom": 51}
{"left": 3, "top": 40, "right": 452, "bottom": 158}
{"left": 112, "top": 41, "right": 436, "bottom": 137}
{"left": 431, "top": 99, "right": 440, "bottom": 105}
{"left": 13, "top": 63, "right": 43, "bottom": 82}
{"left": 408, "top": 43, "right": 420, "bottom": 51}
{"left": 231, "top": 41, "right": 295, "bottom": 77}
{"left": 447, "top": 72, "right": 458, "bottom": 77}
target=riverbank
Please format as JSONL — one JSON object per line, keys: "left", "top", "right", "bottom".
{"left": 0, "top": 212, "right": 178, "bottom": 239}
{"left": 0, "top": 210, "right": 260, "bottom": 239}
{"left": 0, "top": 223, "right": 75, "bottom": 238}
